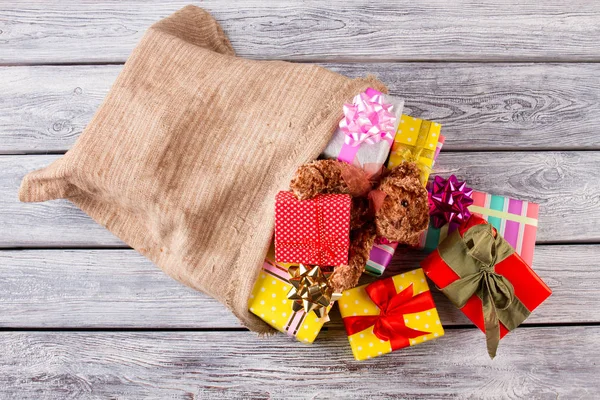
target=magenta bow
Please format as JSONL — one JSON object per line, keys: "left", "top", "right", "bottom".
{"left": 429, "top": 175, "right": 474, "bottom": 229}
{"left": 339, "top": 88, "right": 396, "bottom": 147}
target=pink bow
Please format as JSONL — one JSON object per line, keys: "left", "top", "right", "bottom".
{"left": 339, "top": 88, "right": 396, "bottom": 148}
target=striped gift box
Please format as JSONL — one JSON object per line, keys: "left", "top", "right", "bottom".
{"left": 365, "top": 240, "right": 399, "bottom": 277}
{"left": 420, "top": 191, "right": 539, "bottom": 266}
{"left": 434, "top": 135, "right": 445, "bottom": 162}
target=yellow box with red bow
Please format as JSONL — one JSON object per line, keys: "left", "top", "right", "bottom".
{"left": 338, "top": 268, "right": 444, "bottom": 360}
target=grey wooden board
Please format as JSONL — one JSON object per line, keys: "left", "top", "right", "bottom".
{"left": 3, "top": 63, "right": 600, "bottom": 153}
{"left": 2, "top": 1, "right": 600, "bottom": 64}
{"left": 2, "top": 151, "right": 599, "bottom": 247}
{"left": 0, "top": 328, "right": 597, "bottom": 399}
{"left": 0, "top": 245, "right": 590, "bottom": 328}
{"left": 0, "top": 155, "right": 122, "bottom": 247}
{"left": 1, "top": 1, "right": 598, "bottom": 397}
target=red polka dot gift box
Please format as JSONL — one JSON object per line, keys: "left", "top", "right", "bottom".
{"left": 274, "top": 191, "right": 351, "bottom": 266}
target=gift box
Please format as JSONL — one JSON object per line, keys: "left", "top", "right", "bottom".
{"left": 322, "top": 88, "right": 404, "bottom": 177}
{"left": 421, "top": 215, "right": 551, "bottom": 358}
{"left": 338, "top": 268, "right": 444, "bottom": 360}
{"left": 420, "top": 190, "right": 539, "bottom": 266}
{"left": 275, "top": 191, "right": 351, "bottom": 266}
{"left": 364, "top": 238, "right": 399, "bottom": 277}
{"left": 434, "top": 134, "right": 445, "bottom": 163}
{"left": 387, "top": 115, "right": 441, "bottom": 184}
{"left": 364, "top": 134, "right": 445, "bottom": 277}
{"left": 249, "top": 249, "right": 336, "bottom": 343}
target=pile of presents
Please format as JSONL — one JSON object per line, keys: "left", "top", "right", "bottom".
{"left": 248, "top": 88, "right": 551, "bottom": 360}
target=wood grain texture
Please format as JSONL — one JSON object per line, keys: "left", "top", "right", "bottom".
{"left": 1, "top": 1, "right": 596, "bottom": 397}
{"left": 3, "top": 151, "right": 599, "bottom": 247}
{"left": 0, "top": 249, "right": 238, "bottom": 328}
{"left": 0, "top": 155, "right": 122, "bottom": 247}
{"left": 0, "top": 66, "right": 117, "bottom": 153}
{"left": 0, "top": 328, "right": 597, "bottom": 398}
{"left": 2, "top": 63, "right": 600, "bottom": 153}
{"left": 433, "top": 151, "right": 600, "bottom": 244}
{"left": 1, "top": 1, "right": 600, "bottom": 64}
{"left": 0, "top": 245, "right": 590, "bottom": 328}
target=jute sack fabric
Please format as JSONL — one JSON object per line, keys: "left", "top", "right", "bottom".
{"left": 18, "top": 5, "right": 386, "bottom": 333}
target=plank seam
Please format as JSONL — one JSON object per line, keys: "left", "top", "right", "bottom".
{"left": 0, "top": 323, "right": 599, "bottom": 332}
{"left": 2, "top": 241, "right": 599, "bottom": 251}
{"left": 3, "top": 59, "right": 600, "bottom": 67}
{"left": 6, "top": 149, "right": 600, "bottom": 157}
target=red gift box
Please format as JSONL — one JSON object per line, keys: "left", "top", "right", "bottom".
{"left": 275, "top": 191, "right": 351, "bottom": 266}
{"left": 421, "top": 215, "right": 551, "bottom": 355}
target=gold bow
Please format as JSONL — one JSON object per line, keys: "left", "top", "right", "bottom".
{"left": 287, "top": 264, "right": 342, "bottom": 320}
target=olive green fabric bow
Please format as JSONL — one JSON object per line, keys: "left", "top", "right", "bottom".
{"left": 437, "top": 223, "right": 531, "bottom": 358}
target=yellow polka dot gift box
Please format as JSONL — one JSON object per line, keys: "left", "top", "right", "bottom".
{"left": 249, "top": 250, "right": 336, "bottom": 344}
{"left": 387, "top": 115, "right": 442, "bottom": 185}
{"left": 338, "top": 268, "right": 444, "bottom": 360}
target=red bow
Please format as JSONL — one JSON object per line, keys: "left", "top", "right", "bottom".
{"left": 343, "top": 279, "right": 435, "bottom": 350}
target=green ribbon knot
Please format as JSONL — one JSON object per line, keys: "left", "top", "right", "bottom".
{"left": 438, "top": 223, "right": 530, "bottom": 359}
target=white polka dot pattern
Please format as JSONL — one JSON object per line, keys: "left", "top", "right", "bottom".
{"left": 274, "top": 191, "right": 351, "bottom": 266}
{"left": 338, "top": 268, "right": 445, "bottom": 361}
{"left": 387, "top": 114, "right": 441, "bottom": 185}
{"left": 248, "top": 251, "right": 333, "bottom": 343}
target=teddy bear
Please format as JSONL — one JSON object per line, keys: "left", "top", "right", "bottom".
{"left": 289, "top": 159, "right": 430, "bottom": 293}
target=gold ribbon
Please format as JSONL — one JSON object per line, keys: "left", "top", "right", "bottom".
{"left": 391, "top": 120, "right": 435, "bottom": 184}
{"left": 287, "top": 264, "right": 342, "bottom": 320}
{"left": 437, "top": 223, "right": 531, "bottom": 358}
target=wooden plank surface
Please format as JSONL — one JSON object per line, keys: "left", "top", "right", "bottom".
{"left": 1, "top": 1, "right": 597, "bottom": 397}
{"left": 2, "top": 1, "right": 600, "bottom": 65}
{"left": 0, "top": 245, "right": 591, "bottom": 328}
{"left": 0, "top": 155, "right": 122, "bottom": 247}
{"left": 0, "top": 328, "right": 596, "bottom": 398}
{"left": 3, "top": 151, "right": 598, "bottom": 247}
{"left": 2, "top": 63, "right": 599, "bottom": 153}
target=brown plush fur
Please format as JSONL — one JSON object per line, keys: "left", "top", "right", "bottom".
{"left": 289, "top": 160, "right": 353, "bottom": 200}
{"left": 290, "top": 159, "right": 429, "bottom": 292}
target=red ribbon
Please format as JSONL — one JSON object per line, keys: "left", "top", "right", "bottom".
{"left": 368, "top": 189, "right": 387, "bottom": 215}
{"left": 338, "top": 162, "right": 373, "bottom": 198}
{"left": 281, "top": 237, "right": 340, "bottom": 263}
{"left": 343, "top": 279, "right": 435, "bottom": 350}
{"left": 313, "top": 196, "right": 345, "bottom": 264}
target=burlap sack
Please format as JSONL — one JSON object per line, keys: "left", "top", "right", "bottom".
{"left": 18, "top": 5, "right": 386, "bottom": 333}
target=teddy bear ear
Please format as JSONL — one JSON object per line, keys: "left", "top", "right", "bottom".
{"left": 389, "top": 162, "right": 422, "bottom": 181}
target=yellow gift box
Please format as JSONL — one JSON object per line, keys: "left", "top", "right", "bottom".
{"left": 338, "top": 268, "right": 444, "bottom": 360}
{"left": 387, "top": 115, "right": 442, "bottom": 184}
{"left": 249, "top": 250, "right": 333, "bottom": 344}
